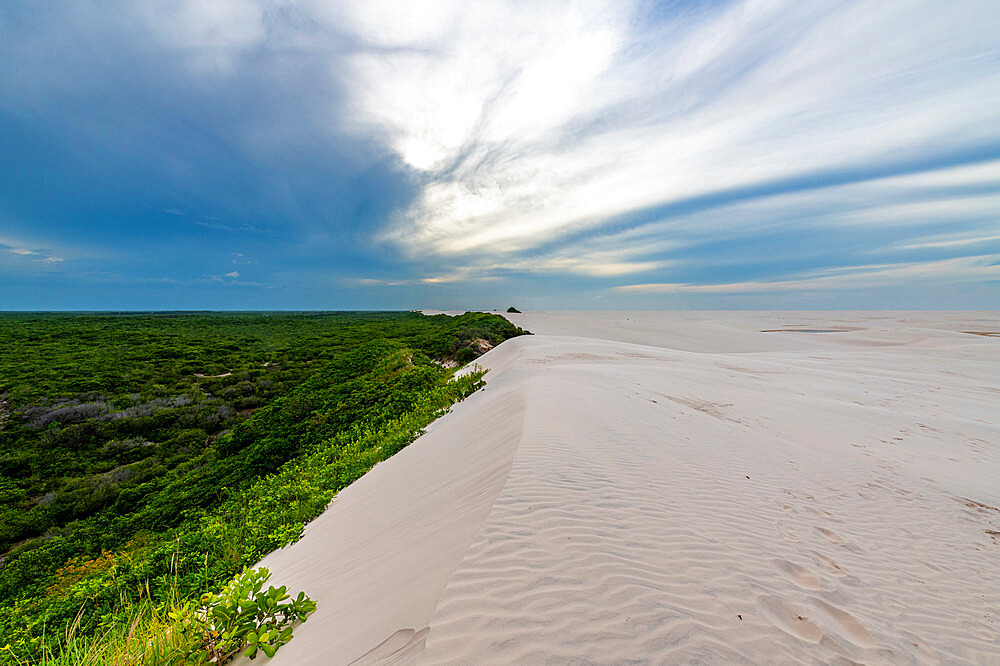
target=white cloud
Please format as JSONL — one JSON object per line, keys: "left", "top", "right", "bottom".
{"left": 0, "top": 233, "right": 71, "bottom": 267}
{"left": 898, "top": 234, "right": 1000, "bottom": 251}
{"left": 199, "top": 271, "right": 270, "bottom": 287}
{"left": 548, "top": 159, "right": 1000, "bottom": 264}
{"left": 615, "top": 255, "right": 1000, "bottom": 294}
{"left": 324, "top": 0, "right": 1000, "bottom": 265}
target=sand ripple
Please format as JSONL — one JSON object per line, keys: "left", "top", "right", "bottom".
{"left": 420, "top": 324, "right": 1000, "bottom": 664}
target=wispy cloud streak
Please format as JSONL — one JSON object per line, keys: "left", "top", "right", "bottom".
{"left": 615, "top": 255, "right": 1000, "bottom": 294}
{"left": 331, "top": 0, "right": 1000, "bottom": 287}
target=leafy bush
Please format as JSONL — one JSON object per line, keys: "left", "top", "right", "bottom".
{"left": 173, "top": 567, "right": 316, "bottom": 662}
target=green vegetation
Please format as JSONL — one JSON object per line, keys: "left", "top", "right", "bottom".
{"left": 15, "top": 564, "right": 315, "bottom": 665}
{"left": 178, "top": 567, "right": 317, "bottom": 662}
{"left": 0, "top": 311, "right": 527, "bottom": 663}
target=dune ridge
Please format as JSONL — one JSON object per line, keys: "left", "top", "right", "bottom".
{"left": 239, "top": 340, "right": 531, "bottom": 664}
{"left": 250, "top": 312, "right": 1000, "bottom": 664}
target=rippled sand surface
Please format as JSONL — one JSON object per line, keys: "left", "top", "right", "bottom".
{"left": 248, "top": 312, "right": 1000, "bottom": 665}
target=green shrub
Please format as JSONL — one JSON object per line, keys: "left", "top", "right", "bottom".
{"left": 173, "top": 567, "right": 317, "bottom": 662}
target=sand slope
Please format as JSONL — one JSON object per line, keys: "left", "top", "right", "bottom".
{"left": 248, "top": 312, "right": 1000, "bottom": 664}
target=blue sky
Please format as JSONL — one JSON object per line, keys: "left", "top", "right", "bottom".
{"left": 1, "top": 0, "right": 998, "bottom": 310}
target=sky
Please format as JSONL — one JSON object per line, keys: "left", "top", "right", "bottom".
{"left": 1, "top": 0, "right": 999, "bottom": 310}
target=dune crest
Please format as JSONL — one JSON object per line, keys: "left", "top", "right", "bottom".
{"left": 249, "top": 312, "right": 1000, "bottom": 664}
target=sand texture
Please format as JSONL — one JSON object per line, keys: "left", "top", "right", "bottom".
{"left": 244, "top": 312, "right": 1000, "bottom": 664}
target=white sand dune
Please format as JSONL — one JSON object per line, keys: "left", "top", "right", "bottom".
{"left": 246, "top": 312, "right": 1000, "bottom": 664}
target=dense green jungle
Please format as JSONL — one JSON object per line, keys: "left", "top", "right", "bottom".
{"left": 0, "top": 311, "right": 526, "bottom": 663}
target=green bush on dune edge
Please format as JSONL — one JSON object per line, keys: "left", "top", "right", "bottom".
{"left": 0, "top": 312, "right": 524, "bottom": 664}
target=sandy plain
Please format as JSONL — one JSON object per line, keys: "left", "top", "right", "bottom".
{"left": 245, "top": 311, "right": 1000, "bottom": 664}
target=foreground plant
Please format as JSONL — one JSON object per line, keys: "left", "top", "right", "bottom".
{"left": 182, "top": 567, "right": 316, "bottom": 662}
{"left": 1, "top": 567, "right": 314, "bottom": 665}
